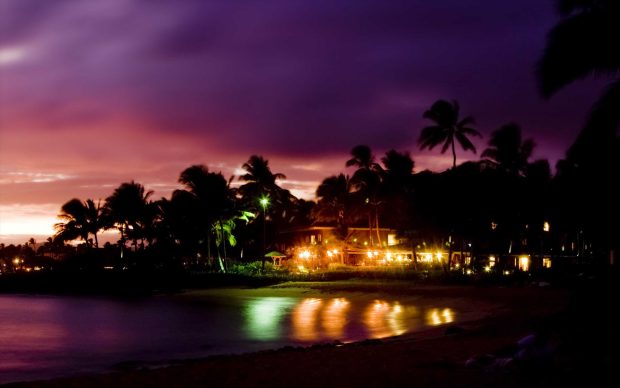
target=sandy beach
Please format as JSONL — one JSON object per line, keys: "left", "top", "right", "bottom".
{"left": 6, "top": 279, "right": 606, "bottom": 387}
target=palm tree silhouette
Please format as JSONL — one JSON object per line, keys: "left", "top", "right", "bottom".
{"left": 418, "top": 100, "right": 481, "bottom": 169}
{"left": 381, "top": 149, "right": 414, "bottom": 191}
{"left": 315, "top": 174, "right": 355, "bottom": 229}
{"left": 105, "top": 181, "right": 153, "bottom": 252}
{"left": 54, "top": 198, "right": 103, "bottom": 248}
{"left": 538, "top": 1, "right": 620, "bottom": 143}
{"left": 177, "top": 165, "right": 231, "bottom": 271}
{"left": 239, "top": 155, "right": 291, "bottom": 262}
{"left": 239, "top": 155, "right": 289, "bottom": 204}
{"left": 314, "top": 174, "right": 359, "bottom": 263}
{"left": 346, "top": 145, "right": 384, "bottom": 247}
{"left": 481, "top": 123, "right": 535, "bottom": 176}
{"left": 380, "top": 150, "right": 415, "bottom": 232}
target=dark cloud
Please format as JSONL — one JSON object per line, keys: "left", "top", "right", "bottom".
{"left": 1, "top": 0, "right": 608, "bottom": 189}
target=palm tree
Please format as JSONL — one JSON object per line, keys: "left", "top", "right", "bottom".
{"left": 539, "top": 0, "right": 620, "bottom": 145}
{"left": 314, "top": 174, "right": 356, "bottom": 232}
{"left": 177, "top": 165, "right": 233, "bottom": 271}
{"left": 239, "top": 155, "right": 291, "bottom": 258}
{"left": 481, "top": 123, "right": 535, "bottom": 176}
{"left": 105, "top": 181, "right": 153, "bottom": 252}
{"left": 212, "top": 210, "right": 255, "bottom": 271}
{"left": 381, "top": 149, "right": 414, "bottom": 191}
{"left": 54, "top": 198, "right": 103, "bottom": 248}
{"left": 238, "top": 155, "right": 289, "bottom": 206}
{"left": 418, "top": 99, "right": 481, "bottom": 169}
{"left": 538, "top": 1, "right": 620, "bottom": 256}
{"left": 346, "top": 145, "right": 384, "bottom": 246}
{"left": 381, "top": 150, "right": 415, "bottom": 231}
{"left": 314, "top": 174, "right": 360, "bottom": 263}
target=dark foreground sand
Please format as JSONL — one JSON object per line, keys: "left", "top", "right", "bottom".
{"left": 5, "top": 280, "right": 618, "bottom": 387}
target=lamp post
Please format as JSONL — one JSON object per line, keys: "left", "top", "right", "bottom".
{"left": 259, "top": 196, "right": 269, "bottom": 269}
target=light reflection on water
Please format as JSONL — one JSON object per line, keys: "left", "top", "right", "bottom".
{"left": 244, "top": 297, "right": 297, "bottom": 340}
{"left": 244, "top": 297, "right": 457, "bottom": 342}
{"left": 1, "top": 294, "right": 458, "bottom": 384}
{"left": 425, "top": 308, "right": 455, "bottom": 326}
{"left": 322, "top": 298, "right": 350, "bottom": 338}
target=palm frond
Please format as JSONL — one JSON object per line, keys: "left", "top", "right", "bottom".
{"left": 460, "top": 126, "right": 482, "bottom": 137}
{"left": 455, "top": 132, "right": 477, "bottom": 153}
{"left": 440, "top": 138, "right": 452, "bottom": 154}
{"left": 568, "top": 78, "right": 620, "bottom": 161}
{"left": 538, "top": 6, "right": 620, "bottom": 97}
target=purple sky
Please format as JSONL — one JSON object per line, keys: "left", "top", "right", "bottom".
{"left": 0, "top": 0, "right": 606, "bottom": 242}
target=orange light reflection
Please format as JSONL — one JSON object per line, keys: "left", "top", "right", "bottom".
{"left": 322, "top": 298, "right": 350, "bottom": 339}
{"left": 292, "top": 298, "right": 323, "bottom": 341}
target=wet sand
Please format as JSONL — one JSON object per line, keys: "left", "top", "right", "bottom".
{"left": 6, "top": 281, "right": 594, "bottom": 387}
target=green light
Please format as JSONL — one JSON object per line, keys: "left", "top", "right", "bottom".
{"left": 245, "top": 297, "right": 296, "bottom": 340}
{"left": 259, "top": 196, "right": 269, "bottom": 208}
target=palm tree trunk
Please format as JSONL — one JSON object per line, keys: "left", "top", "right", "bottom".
{"left": 94, "top": 232, "right": 99, "bottom": 249}
{"left": 446, "top": 235, "right": 453, "bottom": 274}
{"left": 451, "top": 139, "right": 457, "bottom": 169}
{"left": 220, "top": 221, "right": 227, "bottom": 273}
{"left": 207, "top": 232, "right": 212, "bottom": 268}
{"left": 368, "top": 211, "right": 373, "bottom": 247}
{"left": 375, "top": 203, "right": 382, "bottom": 248}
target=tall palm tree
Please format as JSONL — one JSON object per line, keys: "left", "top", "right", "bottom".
{"left": 239, "top": 155, "right": 291, "bottom": 258}
{"left": 481, "top": 123, "right": 535, "bottom": 176}
{"left": 238, "top": 155, "right": 289, "bottom": 206}
{"left": 177, "top": 164, "right": 233, "bottom": 271}
{"left": 54, "top": 198, "right": 103, "bottom": 248}
{"left": 105, "top": 181, "right": 153, "bottom": 251}
{"left": 418, "top": 99, "right": 481, "bottom": 169}
{"left": 314, "top": 174, "right": 361, "bottom": 263}
{"left": 346, "top": 145, "right": 384, "bottom": 246}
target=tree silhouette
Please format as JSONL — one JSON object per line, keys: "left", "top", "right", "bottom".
{"left": 105, "top": 181, "right": 153, "bottom": 252}
{"left": 538, "top": 0, "right": 620, "bottom": 139}
{"left": 381, "top": 150, "right": 415, "bottom": 231}
{"left": 346, "top": 145, "right": 384, "bottom": 246}
{"left": 539, "top": 0, "right": 620, "bottom": 257}
{"left": 239, "top": 155, "right": 287, "bottom": 198}
{"left": 177, "top": 165, "right": 232, "bottom": 271}
{"left": 314, "top": 174, "right": 356, "bottom": 231}
{"left": 313, "top": 174, "right": 361, "bottom": 263}
{"left": 381, "top": 149, "right": 414, "bottom": 192}
{"left": 239, "top": 155, "right": 291, "bottom": 260}
{"left": 418, "top": 99, "right": 481, "bottom": 169}
{"left": 54, "top": 198, "right": 103, "bottom": 248}
{"left": 482, "top": 123, "right": 535, "bottom": 176}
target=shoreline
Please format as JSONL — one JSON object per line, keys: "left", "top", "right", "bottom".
{"left": 3, "top": 281, "right": 576, "bottom": 387}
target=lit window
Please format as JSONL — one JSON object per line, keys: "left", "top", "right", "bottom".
{"left": 387, "top": 234, "right": 397, "bottom": 246}
{"left": 542, "top": 257, "right": 551, "bottom": 269}
{"left": 518, "top": 256, "right": 530, "bottom": 271}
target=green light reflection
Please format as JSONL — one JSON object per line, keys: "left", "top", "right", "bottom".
{"left": 245, "top": 297, "right": 296, "bottom": 341}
